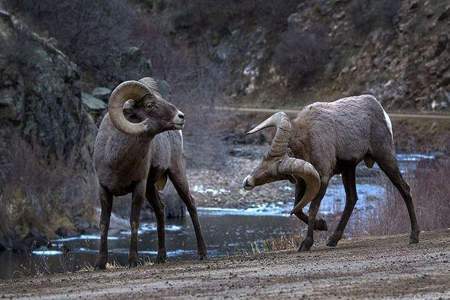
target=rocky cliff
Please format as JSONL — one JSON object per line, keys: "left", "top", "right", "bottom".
{"left": 0, "top": 11, "right": 97, "bottom": 250}
{"left": 0, "top": 10, "right": 96, "bottom": 164}
{"left": 197, "top": 0, "right": 449, "bottom": 111}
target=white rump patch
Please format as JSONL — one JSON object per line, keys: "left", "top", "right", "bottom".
{"left": 382, "top": 108, "right": 393, "bottom": 136}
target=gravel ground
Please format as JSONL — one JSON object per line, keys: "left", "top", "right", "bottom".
{"left": 1, "top": 229, "right": 449, "bottom": 299}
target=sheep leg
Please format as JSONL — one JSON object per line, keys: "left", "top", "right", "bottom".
{"left": 298, "top": 179, "right": 329, "bottom": 252}
{"left": 376, "top": 155, "right": 420, "bottom": 244}
{"left": 294, "top": 182, "right": 328, "bottom": 231}
{"left": 327, "top": 166, "right": 357, "bottom": 247}
{"left": 146, "top": 184, "right": 167, "bottom": 263}
{"left": 95, "top": 185, "right": 113, "bottom": 270}
{"left": 129, "top": 181, "right": 145, "bottom": 267}
{"left": 169, "top": 172, "right": 207, "bottom": 260}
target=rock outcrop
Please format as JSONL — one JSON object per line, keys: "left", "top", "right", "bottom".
{"left": 289, "top": 0, "right": 450, "bottom": 111}
{"left": 0, "top": 10, "right": 97, "bottom": 251}
{"left": 0, "top": 10, "right": 97, "bottom": 165}
{"left": 174, "top": 0, "right": 449, "bottom": 111}
{"left": 91, "top": 87, "right": 111, "bottom": 102}
{"left": 278, "top": 0, "right": 450, "bottom": 111}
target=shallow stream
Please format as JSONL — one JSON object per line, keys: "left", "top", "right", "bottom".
{"left": 0, "top": 152, "right": 435, "bottom": 279}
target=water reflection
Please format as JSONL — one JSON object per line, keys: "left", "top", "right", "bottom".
{"left": 0, "top": 152, "right": 435, "bottom": 279}
{"left": 1, "top": 214, "right": 300, "bottom": 279}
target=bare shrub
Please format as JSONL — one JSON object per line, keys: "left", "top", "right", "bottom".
{"left": 132, "top": 14, "right": 188, "bottom": 83}
{"left": 169, "top": 0, "right": 302, "bottom": 37}
{"left": 349, "top": 0, "right": 401, "bottom": 35}
{"left": 272, "top": 26, "right": 331, "bottom": 88}
{"left": 169, "top": 48, "right": 231, "bottom": 169}
{"left": 251, "top": 0, "right": 303, "bottom": 30}
{"left": 4, "top": 0, "right": 138, "bottom": 84}
{"left": 259, "top": 235, "right": 302, "bottom": 253}
{"left": 133, "top": 16, "right": 233, "bottom": 168}
{"left": 364, "top": 159, "right": 450, "bottom": 236}
{"left": 0, "top": 135, "right": 97, "bottom": 249}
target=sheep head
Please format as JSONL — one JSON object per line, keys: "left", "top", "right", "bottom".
{"left": 242, "top": 112, "right": 321, "bottom": 214}
{"left": 109, "top": 77, "right": 184, "bottom": 135}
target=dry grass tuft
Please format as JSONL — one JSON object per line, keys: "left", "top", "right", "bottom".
{"left": 360, "top": 158, "right": 450, "bottom": 236}
{"left": 251, "top": 235, "right": 302, "bottom": 254}
{"left": 0, "top": 136, "right": 97, "bottom": 249}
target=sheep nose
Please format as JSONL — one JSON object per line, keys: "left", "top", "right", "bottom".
{"left": 178, "top": 112, "right": 185, "bottom": 120}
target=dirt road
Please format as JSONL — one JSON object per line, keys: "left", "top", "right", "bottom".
{"left": 1, "top": 230, "right": 449, "bottom": 299}
{"left": 213, "top": 105, "right": 450, "bottom": 121}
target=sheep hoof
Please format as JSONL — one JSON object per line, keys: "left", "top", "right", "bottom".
{"left": 315, "top": 219, "right": 328, "bottom": 231}
{"left": 326, "top": 238, "right": 338, "bottom": 247}
{"left": 327, "top": 231, "right": 342, "bottom": 247}
{"left": 155, "top": 253, "right": 167, "bottom": 264}
{"left": 298, "top": 238, "right": 313, "bottom": 252}
{"left": 128, "top": 258, "right": 138, "bottom": 268}
{"left": 94, "top": 264, "right": 106, "bottom": 271}
{"left": 409, "top": 231, "right": 420, "bottom": 244}
{"left": 198, "top": 252, "right": 207, "bottom": 260}
{"left": 94, "top": 257, "right": 107, "bottom": 270}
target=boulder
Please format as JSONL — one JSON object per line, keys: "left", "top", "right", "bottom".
{"left": 157, "top": 80, "right": 171, "bottom": 98}
{"left": 94, "top": 208, "right": 129, "bottom": 235}
{"left": 161, "top": 181, "right": 186, "bottom": 219}
{"left": 81, "top": 93, "right": 107, "bottom": 111}
{"left": 91, "top": 87, "right": 111, "bottom": 102}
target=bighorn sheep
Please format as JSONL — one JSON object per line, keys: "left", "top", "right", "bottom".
{"left": 93, "top": 77, "right": 206, "bottom": 269}
{"left": 243, "top": 95, "right": 419, "bottom": 251}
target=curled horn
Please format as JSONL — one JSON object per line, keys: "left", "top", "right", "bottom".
{"left": 248, "top": 112, "right": 321, "bottom": 213}
{"left": 278, "top": 158, "right": 321, "bottom": 215}
{"left": 108, "top": 80, "right": 152, "bottom": 135}
{"left": 247, "top": 112, "right": 291, "bottom": 157}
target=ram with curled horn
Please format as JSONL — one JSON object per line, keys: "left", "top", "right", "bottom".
{"left": 243, "top": 95, "right": 420, "bottom": 251}
{"left": 93, "top": 77, "right": 206, "bottom": 269}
